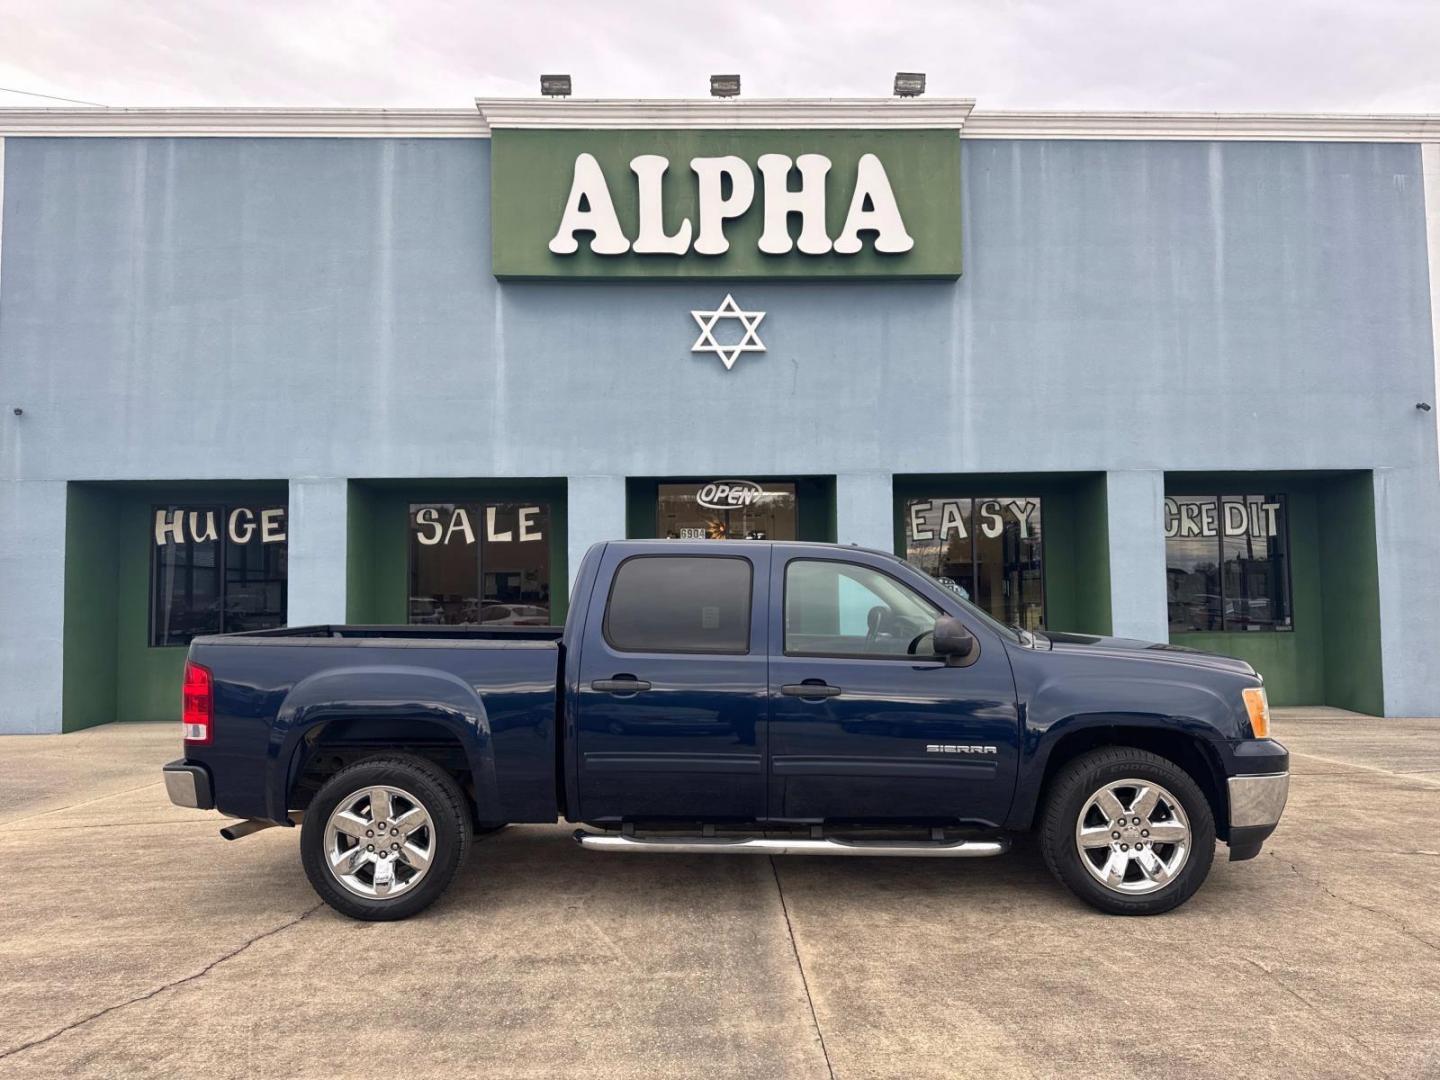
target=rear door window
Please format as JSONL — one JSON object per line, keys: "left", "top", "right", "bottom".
{"left": 603, "top": 556, "right": 753, "bottom": 654}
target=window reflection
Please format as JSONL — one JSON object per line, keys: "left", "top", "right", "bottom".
{"left": 409, "top": 502, "right": 551, "bottom": 626}
{"left": 1165, "top": 494, "right": 1291, "bottom": 632}
{"left": 904, "top": 497, "right": 1045, "bottom": 630}
{"left": 150, "top": 504, "right": 287, "bottom": 646}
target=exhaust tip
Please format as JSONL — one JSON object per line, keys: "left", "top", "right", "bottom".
{"left": 219, "top": 819, "right": 276, "bottom": 841}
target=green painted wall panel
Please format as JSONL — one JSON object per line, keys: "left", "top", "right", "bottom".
{"left": 1319, "top": 475, "right": 1384, "bottom": 715}
{"left": 345, "top": 480, "right": 380, "bottom": 623}
{"left": 61, "top": 485, "right": 120, "bottom": 732}
{"left": 1069, "top": 474, "right": 1113, "bottom": 636}
{"left": 491, "top": 129, "right": 962, "bottom": 279}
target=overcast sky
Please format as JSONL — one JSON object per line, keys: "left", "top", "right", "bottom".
{"left": 2, "top": 0, "right": 1438, "bottom": 112}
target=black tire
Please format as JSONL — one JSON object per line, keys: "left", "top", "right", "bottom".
{"left": 1040, "top": 747, "right": 1215, "bottom": 915}
{"left": 301, "top": 755, "right": 470, "bottom": 921}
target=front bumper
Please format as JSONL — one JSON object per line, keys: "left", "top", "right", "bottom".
{"left": 1226, "top": 771, "right": 1289, "bottom": 861}
{"left": 163, "top": 760, "right": 214, "bottom": 810}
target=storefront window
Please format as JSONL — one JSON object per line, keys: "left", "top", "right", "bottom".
{"left": 657, "top": 480, "right": 797, "bottom": 541}
{"left": 1165, "top": 495, "right": 1291, "bottom": 632}
{"left": 151, "top": 505, "right": 287, "bottom": 646}
{"left": 409, "top": 502, "right": 551, "bottom": 625}
{"left": 903, "top": 498, "right": 1045, "bottom": 630}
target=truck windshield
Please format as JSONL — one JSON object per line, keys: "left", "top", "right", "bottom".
{"left": 908, "top": 562, "right": 1024, "bottom": 644}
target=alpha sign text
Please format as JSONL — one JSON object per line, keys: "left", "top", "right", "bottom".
{"left": 549, "top": 152, "right": 914, "bottom": 258}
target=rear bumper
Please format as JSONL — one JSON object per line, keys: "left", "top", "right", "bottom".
{"left": 1226, "top": 771, "right": 1289, "bottom": 861}
{"left": 163, "top": 760, "right": 214, "bottom": 810}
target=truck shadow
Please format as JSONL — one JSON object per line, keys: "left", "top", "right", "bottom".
{"left": 445, "top": 823, "right": 1055, "bottom": 907}
{"left": 437, "top": 824, "right": 1250, "bottom": 920}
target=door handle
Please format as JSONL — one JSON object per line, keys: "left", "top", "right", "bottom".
{"left": 591, "top": 677, "right": 653, "bottom": 694}
{"left": 781, "top": 682, "right": 842, "bottom": 699}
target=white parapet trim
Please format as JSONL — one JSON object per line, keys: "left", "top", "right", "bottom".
{"left": 963, "top": 110, "right": 1440, "bottom": 142}
{"left": 3, "top": 102, "right": 1440, "bottom": 143}
{"left": 474, "top": 97, "right": 978, "bottom": 132}
{"left": 0, "top": 107, "right": 485, "bottom": 138}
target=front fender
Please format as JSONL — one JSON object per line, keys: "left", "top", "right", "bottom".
{"left": 266, "top": 665, "right": 499, "bottom": 823}
{"left": 1006, "top": 668, "right": 1239, "bottom": 828}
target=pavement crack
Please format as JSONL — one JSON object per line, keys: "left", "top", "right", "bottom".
{"left": 1241, "top": 957, "right": 1399, "bottom": 1077}
{"left": 1288, "top": 750, "right": 1440, "bottom": 789}
{"left": 30, "top": 820, "right": 221, "bottom": 833}
{"left": 1242, "top": 957, "right": 1317, "bottom": 1008}
{"left": 0, "top": 782, "right": 166, "bottom": 831}
{"left": 769, "top": 857, "right": 836, "bottom": 1080}
{"left": 0, "top": 902, "right": 325, "bottom": 1061}
{"left": 1271, "top": 852, "right": 1440, "bottom": 956}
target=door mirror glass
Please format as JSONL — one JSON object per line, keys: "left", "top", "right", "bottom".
{"left": 933, "top": 616, "right": 977, "bottom": 660}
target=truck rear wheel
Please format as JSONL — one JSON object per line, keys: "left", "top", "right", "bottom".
{"left": 301, "top": 755, "right": 470, "bottom": 921}
{"left": 1040, "top": 747, "right": 1215, "bottom": 915}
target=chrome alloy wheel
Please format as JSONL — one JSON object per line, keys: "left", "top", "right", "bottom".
{"left": 1074, "top": 778, "right": 1191, "bottom": 895}
{"left": 323, "top": 785, "right": 436, "bottom": 899}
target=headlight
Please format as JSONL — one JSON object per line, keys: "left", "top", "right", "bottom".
{"left": 1241, "top": 686, "right": 1271, "bottom": 739}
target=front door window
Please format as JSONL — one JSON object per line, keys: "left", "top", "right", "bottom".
{"left": 784, "top": 559, "right": 940, "bottom": 658}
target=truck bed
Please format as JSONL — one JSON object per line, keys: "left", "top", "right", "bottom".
{"left": 186, "top": 626, "right": 563, "bottom": 825}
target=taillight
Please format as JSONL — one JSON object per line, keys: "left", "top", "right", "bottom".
{"left": 182, "top": 661, "right": 213, "bottom": 744}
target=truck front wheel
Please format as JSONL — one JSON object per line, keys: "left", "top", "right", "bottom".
{"left": 300, "top": 755, "right": 470, "bottom": 921}
{"left": 1040, "top": 747, "right": 1215, "bottom": 915}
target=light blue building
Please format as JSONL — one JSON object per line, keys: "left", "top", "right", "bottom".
{"left": 2, "top": 98, "right": 1438, "bottom": 731}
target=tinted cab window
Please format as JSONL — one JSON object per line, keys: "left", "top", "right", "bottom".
{"left": 604, "top": 555, "right": 752, "bottom": 654}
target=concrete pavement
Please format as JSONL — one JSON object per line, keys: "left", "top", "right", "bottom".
{"left": 1, "top": 712, "right": 1437, "bottom": 1079}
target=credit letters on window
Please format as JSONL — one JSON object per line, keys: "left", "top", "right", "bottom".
{"left": 1164, "top": 495, "right": 1292, "bottom": 632}
{"left": 151, "top": 505, "right": 288, "bottom": 646}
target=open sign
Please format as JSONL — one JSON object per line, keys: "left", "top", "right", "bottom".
{"left": 696, "top": 480, "right": 765, "bottom": 511}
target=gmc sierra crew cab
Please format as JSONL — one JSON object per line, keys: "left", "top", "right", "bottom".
{"left": 162, "top": 540, "right": 1290, "bottom": 921}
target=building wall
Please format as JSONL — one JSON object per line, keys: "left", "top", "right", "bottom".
{"left": 2, "top": 134, "right": 1438, "bottom": 728}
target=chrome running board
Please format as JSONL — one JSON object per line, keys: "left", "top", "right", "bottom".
{"left": 573, "top": 830, "right": 1008, "bottom": 858}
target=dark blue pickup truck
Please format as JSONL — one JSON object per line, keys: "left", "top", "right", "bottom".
{"left": 163, "top": 540, "right": 1289, "bottom": 920}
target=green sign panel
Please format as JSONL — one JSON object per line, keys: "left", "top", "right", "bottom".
{"left": 490, "top": 128, "right": 962, "bottom": 279}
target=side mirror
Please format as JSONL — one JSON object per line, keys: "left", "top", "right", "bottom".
{"left": 933, "top": 616, "right": 977, "bottom": 662}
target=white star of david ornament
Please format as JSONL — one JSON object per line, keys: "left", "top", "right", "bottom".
{"left": 690, "top": 294, "right": 766, "bottom": 371}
